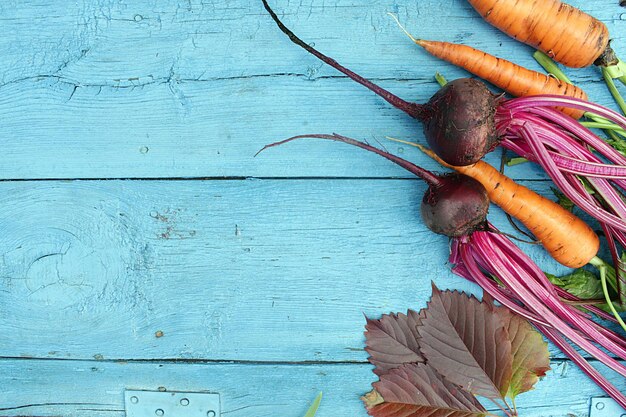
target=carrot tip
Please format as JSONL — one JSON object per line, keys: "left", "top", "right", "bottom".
{"left": 385, "top": 136, "right": 431, "bottom": 156}
{"left": 387, "top": 13, "right": 421, "bottom": 45}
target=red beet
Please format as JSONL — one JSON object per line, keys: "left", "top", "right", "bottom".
{"left": 423, "top": 79, "right": 500, "bottom": 166}
{"left": 421, "top": 172, "right": 489, "bottom": 237}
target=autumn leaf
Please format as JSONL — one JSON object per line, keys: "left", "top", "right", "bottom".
{"left": 366, "top": 363, "right": 487, "bottom": 417}
{"left": 361, "top": 285, "right": 551, "bottom": 417}
{"left": 417, "top": 284, "right": 513, "bottom": 399}
{"left": 506, "top": 314, "right": 551, "bottom": 399}
{"left": 361, "top": 390, "right": 384, "bottom": 408}
{"left": 484, "top": 298, "right": 551, "bottom": 400}
{"left": 364, "top": 310, "right": 424, "bottom": 375}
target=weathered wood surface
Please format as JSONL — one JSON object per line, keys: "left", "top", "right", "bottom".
{"left": 1, "top": 0, "right": 625, "bottom": 416}
{"left": 0, "top": 359, "right": 624, "bottom": 417}
{"left": 0, "top": 0, "right": 623, "bottom": 180}
{"left": 1, "top": 179, "right": 573, "bottom": 361}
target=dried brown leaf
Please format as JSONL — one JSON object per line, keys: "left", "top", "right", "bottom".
{"left": 361, "top": 390, "right": 385, "bottom": 408}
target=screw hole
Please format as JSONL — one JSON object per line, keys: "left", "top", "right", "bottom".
{"left": 130, "top": 396, "right": 139, "bottom": 404}
{"left": 155, "top": 409, "right": 165, "bottom": 416}
{"left": 596, "top": 402, "right": 605, "bottom": 410}
{"left": 180, "top": 398, "right": 190, "bottom": 406}
{"left": 207, "top": 411, "right": 216, "bottom": 417}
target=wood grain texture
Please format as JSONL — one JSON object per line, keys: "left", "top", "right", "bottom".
{"left": 0, "top": 0, "right": 622, "bottom": 179}
{"left": 0, "top": 359, "right": 624, "bottom": 417}
{"left": 0, "top": 179, "right": 587, "bottom": 362}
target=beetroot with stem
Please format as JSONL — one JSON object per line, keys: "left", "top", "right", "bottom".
{"left": 257, "top": 133, "right": 490, "bottom": 237}
{"left": 261, "top": 0, "right": 500, "bottom": 167}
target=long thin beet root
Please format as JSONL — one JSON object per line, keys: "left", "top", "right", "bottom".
{"left": 255, "top": 133, "right": 443, "bottom": 185}
{"left": 261, "top": 0, "right": 423, "bottom": 120}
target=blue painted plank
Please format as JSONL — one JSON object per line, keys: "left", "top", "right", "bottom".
{"left": 0, "top": 179, "right": 610, "bottom": 362}
{"left": 0, "top": 0, "right": 623, "bottom": 179}
{"left": 0, "top": 359, "right": 624, "bottom": 417}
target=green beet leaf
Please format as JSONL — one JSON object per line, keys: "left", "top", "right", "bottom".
{"left": 551, "top": 187, "right": 575, "bottom": 212}
{"left": 547, "top": 268, "right": 626, "bottom": 313}
{"left": 546, "top": 269, "right": 603, "bottom": 300}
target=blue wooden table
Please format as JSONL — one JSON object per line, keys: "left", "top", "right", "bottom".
{"left": 0, "top": 1, "right": 625, "bottom": 416}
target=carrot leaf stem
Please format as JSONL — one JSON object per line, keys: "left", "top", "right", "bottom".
{"left": 602, "top": 66, "right": 626, "bottom": 116}
{"left": 580, "top": 121, "right": 626, "bottom": 133}
{"left": 434, "top": 72, "right": 448, "bottom": 87}
{"left": 584, "top": 114, "right": 626, "bottom": 141}
{"left": 579, "top": 121, "right": 624, "bottom": 131}
{"left": 303, "top": 392, "right": 322, "bottom": 417}
{"left": 615, "top": 59, "right": 626, "bottom": 85}
{"left": 597, "top": 261, "right": 626, "bottom": 333}
{"left": 603, "top": 59, "right": 626, "bottom": 80}
{"left": 589, "top": 256, "right": 620, "bottom": 298}
{"left": 533, "top": 50, "right": 572, "bottom": 84}
{"left": 506, "top": 157, "right": 529, "bottom": 166}
{"left": 586, "top": 116, "right": 626, "bottom": 145}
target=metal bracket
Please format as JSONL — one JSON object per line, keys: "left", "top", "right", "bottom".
{"left": 590, "top": 397, "right": 626, "bottom": 417}
{"left": 125, "top": 390, "right": 220, "bottom": 417}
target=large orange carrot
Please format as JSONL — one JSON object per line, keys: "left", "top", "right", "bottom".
{"left": 415, "top": 39, "right": 588, "bottom": 119}
{"left": 416, "top": 144, "right": 599, "bottom": 268}
{"left": 467, "top": 0, "right": 610, "bottom": 68}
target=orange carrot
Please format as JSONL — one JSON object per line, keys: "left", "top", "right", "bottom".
{"left": 388, "top": 16, "right": 589, "bottom": 119}
{"left": 415, "top": 143, "right": 599, "bottom": 268}
{"left": 467, "top": 0, "right": 610, "bottom": 68}
{"left": 419, "top": 40, "right": 588, "bottom": 119}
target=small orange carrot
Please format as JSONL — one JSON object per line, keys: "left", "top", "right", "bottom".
{"left": 389, "top": 15, "right": 588, "bottom": 119}
{"left": 420, "top": 40, "right": 588, "bottom": 119}
{"left": 414, "top": 142, "right": 599, "bottom": 268}
{"left": 467, "top": 0, "right": 610, "bottom": 68}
